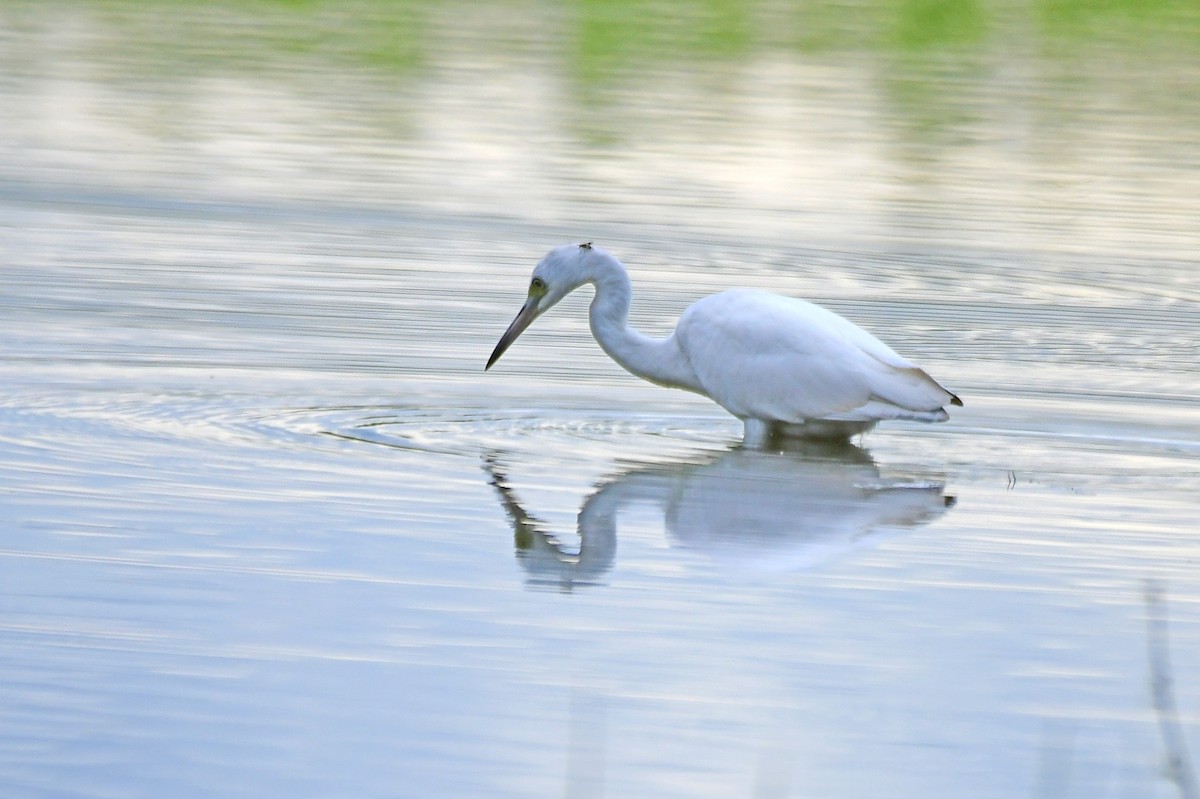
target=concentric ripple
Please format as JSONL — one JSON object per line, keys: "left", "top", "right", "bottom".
{"left": 283, "top": 405, "right": 738, "bottom": 461}
{"left": 0, "top": 391, "right": 738, "bottom": 466}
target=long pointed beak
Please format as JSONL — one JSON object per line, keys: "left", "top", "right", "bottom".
{"left": 485, "top": 297, "right": 539, "bottom": 370}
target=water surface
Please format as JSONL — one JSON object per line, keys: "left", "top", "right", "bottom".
{"left": 2, "top": 3, "right": 1199, "bottom": 797}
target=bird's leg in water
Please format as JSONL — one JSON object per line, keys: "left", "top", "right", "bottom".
{"left": 741, "top": 418, "right": 773, "bottom": 449}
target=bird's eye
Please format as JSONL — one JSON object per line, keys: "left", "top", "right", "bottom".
{"left": 530, "top": 277, "right": 546, "bottom": 292}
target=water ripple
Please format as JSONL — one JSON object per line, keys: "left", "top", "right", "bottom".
{"left": 298, "top": 406, "right": 735, "bottom": 459}
{"left": 0, "top": 393, "right": 737, "bottom": 465}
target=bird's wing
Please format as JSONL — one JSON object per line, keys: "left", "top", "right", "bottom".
{"left": 676, "top": 290, "right": 953, "bottom": 423}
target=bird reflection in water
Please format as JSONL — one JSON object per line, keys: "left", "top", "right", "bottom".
{"left": 484, "top": 441, "right": 955, "bottom": 591}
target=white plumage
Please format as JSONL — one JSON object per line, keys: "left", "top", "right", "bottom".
{"left": 486, "top": 243, "right": 961, "bottom": 444}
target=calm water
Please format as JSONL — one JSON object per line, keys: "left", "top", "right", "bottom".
{"left": 2, "top": 3, "right": 1200, "bottom": 798}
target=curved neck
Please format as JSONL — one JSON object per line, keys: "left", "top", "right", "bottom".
{"left": 585, "top": 261, "right": 700, "bottom": 392}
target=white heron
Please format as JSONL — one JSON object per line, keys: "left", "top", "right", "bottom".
{"left": 486, "top": 243, "right": 962, "bottom": 445}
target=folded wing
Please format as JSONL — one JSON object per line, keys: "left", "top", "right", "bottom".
{"left": 675, "top": 290, "right": 957, "bottom": 424}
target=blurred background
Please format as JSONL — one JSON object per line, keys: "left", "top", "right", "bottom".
{"left": 5, "top": 0, "right": 1199, "bottom": 254}
{"left": 2, "top": 2, "right": 1199, "bottom": 798}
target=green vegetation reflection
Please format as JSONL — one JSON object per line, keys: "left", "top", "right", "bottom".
{"left": 6, "top": 0, "right": 1191, "bottom": 79}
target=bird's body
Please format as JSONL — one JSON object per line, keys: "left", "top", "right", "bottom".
{"left": 487, "top": 244, "right": 960, "bottom": 444}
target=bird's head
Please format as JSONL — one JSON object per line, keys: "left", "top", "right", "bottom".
{"left": 485, "top": 242, "right": 601, "bottom": 370}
